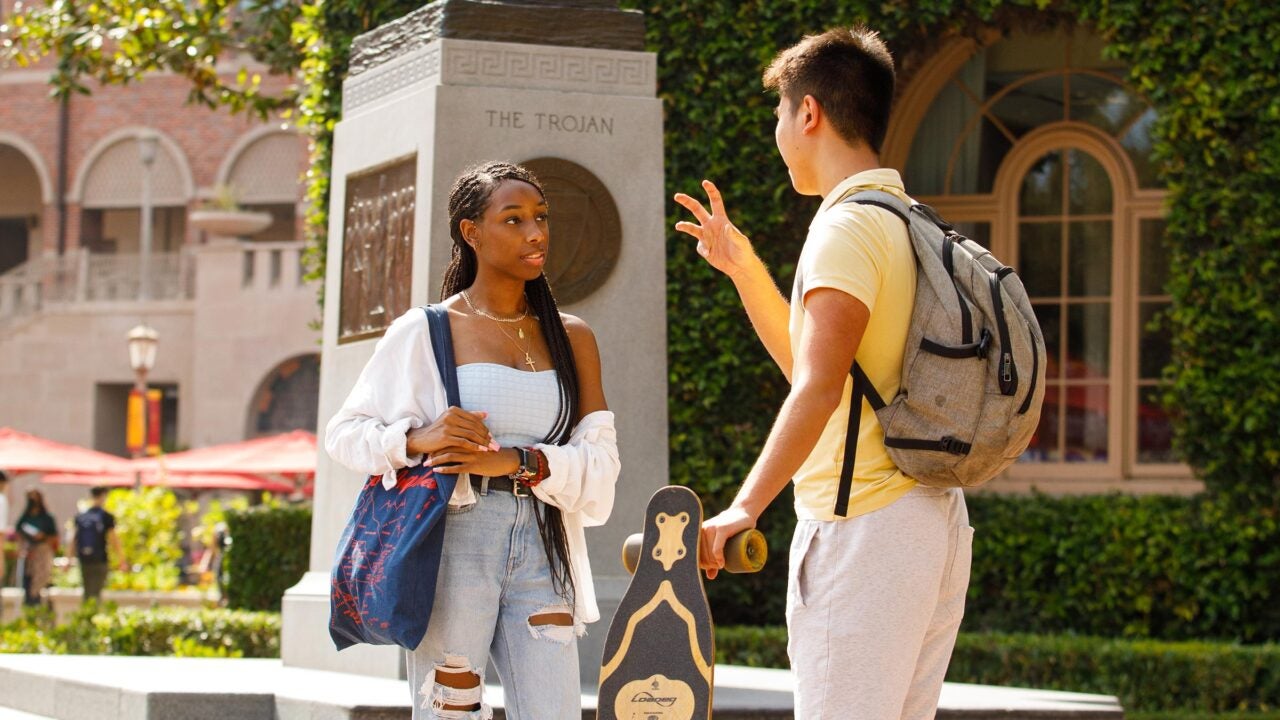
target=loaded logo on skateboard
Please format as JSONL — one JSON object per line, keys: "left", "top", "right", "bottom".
{"left": 617, "top": 674, "right": 694, "bottom": 717}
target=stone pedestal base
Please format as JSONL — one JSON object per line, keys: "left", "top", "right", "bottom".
{"left": 281, "top": 571, "right": 402, "bottom": 679}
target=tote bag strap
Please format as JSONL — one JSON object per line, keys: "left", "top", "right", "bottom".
{"left": 423, "top": 304, "right": 461, "bottom": 407}
{"left": 423, "top": 304, "right": 461, "bottom": 493}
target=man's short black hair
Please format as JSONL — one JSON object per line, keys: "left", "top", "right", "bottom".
{"left": 763, "top": 26, "right": 896, "bottom": 154}
{"left": 90, "top": 486, "right": 110, "bottom": 500}
{"left": 0, "top": 469, "right": 8, "bottom": 485}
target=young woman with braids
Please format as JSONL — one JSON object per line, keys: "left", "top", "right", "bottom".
{"left": 326, "top": 161, "right": 619, "bottom": 719}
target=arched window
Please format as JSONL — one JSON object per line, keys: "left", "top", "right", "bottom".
{"left": 76, "top": 130, "right": 192, "bottom": 255}
{"left": 220, "top": 130, "right": 306, "bottom": 243}
{"left": 887, "top": 28, "right": 1182, "bottom": 488}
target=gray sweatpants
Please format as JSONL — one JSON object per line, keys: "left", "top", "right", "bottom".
{"left": 786, "top": 486, "right": 973, "bottom": 719}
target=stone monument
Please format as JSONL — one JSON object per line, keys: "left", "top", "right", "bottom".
{"left": 281, "top": 0, "right": 667, "bottom": 688}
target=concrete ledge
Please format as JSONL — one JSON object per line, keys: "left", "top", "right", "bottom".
{"left": 0, "top": 654, "right": 1124, "bottom": 720}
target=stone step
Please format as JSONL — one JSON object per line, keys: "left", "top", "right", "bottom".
{"left": 0, "top": 654, "right": 1124, "bottom": 720}
{"left": 0, "top": 708, "right": 57, "bottom": 720}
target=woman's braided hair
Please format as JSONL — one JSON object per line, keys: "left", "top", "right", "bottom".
{"left": 442, "top": 161, "right": 580, "bottom": 603}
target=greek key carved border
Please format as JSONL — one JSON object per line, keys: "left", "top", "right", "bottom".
{"left": 442, "top": 42, "right": 653, "bottom": 96}
{"left": 343, "top": 40, "right": 654, "bottom": 113}
{"left": 343, "top": 45, "right": 442, "bottom": 114}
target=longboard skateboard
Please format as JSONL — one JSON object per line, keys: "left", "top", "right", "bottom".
{"left": 597, "top": 485, "right": 767, "bottom": 720}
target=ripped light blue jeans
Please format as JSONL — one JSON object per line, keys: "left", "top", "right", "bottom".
{"left": 407, "top": 486, "right": 580, "bottom": 719}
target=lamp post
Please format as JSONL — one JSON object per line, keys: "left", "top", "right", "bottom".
{"left": 126, "top": 324, "right": 158, "bottom": 459}
{"left": 136, "top": 130, "right": 159, "bottom": 301}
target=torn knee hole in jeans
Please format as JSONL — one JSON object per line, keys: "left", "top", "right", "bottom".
{"left": 526, "top": 605, "right": 575, "bottom": 644}
{"left": 418, "top": 654, "right": 491, "bottom": 719}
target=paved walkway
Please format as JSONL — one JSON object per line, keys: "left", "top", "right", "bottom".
{"left": 0, "top": 654, "right": 1124, "bottom": 719}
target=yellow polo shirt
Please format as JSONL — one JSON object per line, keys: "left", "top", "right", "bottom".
{"left": 790, "top": 168, "right": 918, "bottom": 521}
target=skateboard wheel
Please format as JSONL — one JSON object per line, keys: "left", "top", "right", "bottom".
{"left": 621, "top": 533, "right": 643, "bottom": 575}
{"left": 723, "top": 529, "right": 767, "bottom": 574}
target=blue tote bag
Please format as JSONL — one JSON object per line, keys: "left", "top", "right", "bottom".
{"left": 329, "top": 305, "right": 460, "bottom": 651}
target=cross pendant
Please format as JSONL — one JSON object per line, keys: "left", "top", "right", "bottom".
{"left": 524, "top": 354, "right": 537, "bottom": 371}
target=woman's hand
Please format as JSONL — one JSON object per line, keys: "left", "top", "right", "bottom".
{"left": 426, "top": 447, "right": 522, "bottom": 477}
{"left": 406, "top": 407, "right": 498, "bottom": 457}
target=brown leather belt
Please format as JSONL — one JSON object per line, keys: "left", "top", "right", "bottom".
{"left": 470, "top": 475, "right": 531, "bottom": 498}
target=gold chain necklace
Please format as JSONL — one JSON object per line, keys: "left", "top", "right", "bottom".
{"left": 463, "top": 290, "right": 529, "bottom": 326}
{"left": 462, "top": 290, "right": 538, "bottom": 370}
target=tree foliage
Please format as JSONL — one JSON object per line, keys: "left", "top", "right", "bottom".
{"left": 0, "top": 0, "right": 297, "bottom": 115}
{"left": 105, "top": 487, "right": 184, "bottom": 592}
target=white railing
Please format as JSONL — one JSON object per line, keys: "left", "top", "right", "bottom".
{"left": 238, "top": 241, "right": 310, "bottom": 291}
{"left": 0, "top": 249, "right": 195, "bottom": 321}
{"left": 0, "top": 242, "right": 310, "bottom": 324}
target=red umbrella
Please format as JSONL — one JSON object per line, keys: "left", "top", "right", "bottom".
{"left": 0, "top": 427, "right": 134, "bottom": 475}
{"left": 133, "top": 430, "right": 317, "bottom": 476}
{"left": 42, "top": 471, "right": 295, "bottom": 493}
{"left": 41, "top": 473, "right": 134, "bottom": 487}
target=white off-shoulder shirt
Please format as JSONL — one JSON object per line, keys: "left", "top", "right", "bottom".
{"left": 323, "top": 307, "right": 621, "bottom": 628}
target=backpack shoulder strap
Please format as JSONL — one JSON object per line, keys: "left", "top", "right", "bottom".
{"left": 826, "top": 190, "right": 907, "bottom": 518}
{"left": 841, "top": 189, "right": 911, "bottom": 226}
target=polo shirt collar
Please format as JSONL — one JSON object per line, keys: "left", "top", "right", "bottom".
{"left": 817, "top": 168, "right": 906, "bottom": 215}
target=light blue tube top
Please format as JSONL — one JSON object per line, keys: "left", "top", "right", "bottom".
{"left": 456, "top": 363, "right": 561, "bottom": 447}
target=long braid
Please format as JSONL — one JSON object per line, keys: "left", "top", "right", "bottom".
{"left": 524, "top": 273, "right": 579, "bottom": 601}
{"left": 442, "top": 161, "right": 578, "bottom": 603}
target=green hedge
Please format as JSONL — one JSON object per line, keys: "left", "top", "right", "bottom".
{"left": 705, "top": 492, "right": 1280, "bottom": 644}
{"left": 224, "top": 503, "right": 312, "bottom": 612}
{"left": 716, "top": 626, "right": 1280, "bottom": 713}
{"left": 966, "top": 493, "right": 1280, "bottom": 643}
{"left": 0, "top": 606, "right": 280, "bottom": 658}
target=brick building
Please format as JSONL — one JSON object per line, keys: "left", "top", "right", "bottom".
{"left": 0, "top": 5, "right": 318, "bottom": 475}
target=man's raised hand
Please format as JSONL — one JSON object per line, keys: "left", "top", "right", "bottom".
{"left": 674, "top": 180, "right": 757, "bottom": 280}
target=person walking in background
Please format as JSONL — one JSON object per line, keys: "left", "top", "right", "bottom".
{"left": 16, "top": 489, "right": 57, "bottom": 607}
{"left": 675, "top": 27, "right": 973, "bottom": 718}
{"left": 73, "top": 486, "right": 125, "bottom": 604}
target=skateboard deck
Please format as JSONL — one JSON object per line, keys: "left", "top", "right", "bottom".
{"left": 598, "top": 485, "right": 713, "bottom": 720}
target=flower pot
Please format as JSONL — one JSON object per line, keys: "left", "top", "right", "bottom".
{"left": 188, "top": 209, "right": 273, "bottom": 239}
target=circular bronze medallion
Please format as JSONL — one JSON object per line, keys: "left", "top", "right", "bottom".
{"left": 521, "top": 157, "right": 621, "bottom": 306}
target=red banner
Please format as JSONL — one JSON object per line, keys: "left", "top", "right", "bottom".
{"left": 146, "top": 388, "right": 162, "bottom": 456}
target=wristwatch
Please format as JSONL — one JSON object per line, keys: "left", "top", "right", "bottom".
{"left": 510, "top": 446, "right": 538, "bottom": 484}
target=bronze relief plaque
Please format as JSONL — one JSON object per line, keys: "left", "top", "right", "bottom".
{"left": 522, "top": 157, "right": 621, "bottom": 306}
{"left": 339, "top": 155, "right": 417, "bottom": 344}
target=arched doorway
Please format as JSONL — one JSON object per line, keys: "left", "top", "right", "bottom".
{"left": 886, "top": 27, "right": 1181, "bottom": 488}
{"left": 0, "top": 142, "right": 46, "bottom": 275}
{"left": 247, "top": 354, "right": 321, "bottom": 437}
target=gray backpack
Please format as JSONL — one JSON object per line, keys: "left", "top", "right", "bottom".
{"left": 833, "top": 191, "right": 1046, "bottom": 515}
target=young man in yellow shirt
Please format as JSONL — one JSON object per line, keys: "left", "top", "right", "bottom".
{"left": 675, "top": 27, "right": 974, "bottom": 718}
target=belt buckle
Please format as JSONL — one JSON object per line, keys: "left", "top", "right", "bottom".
{"left": 511, "top": 479, "right": 530, "bottom": 498}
